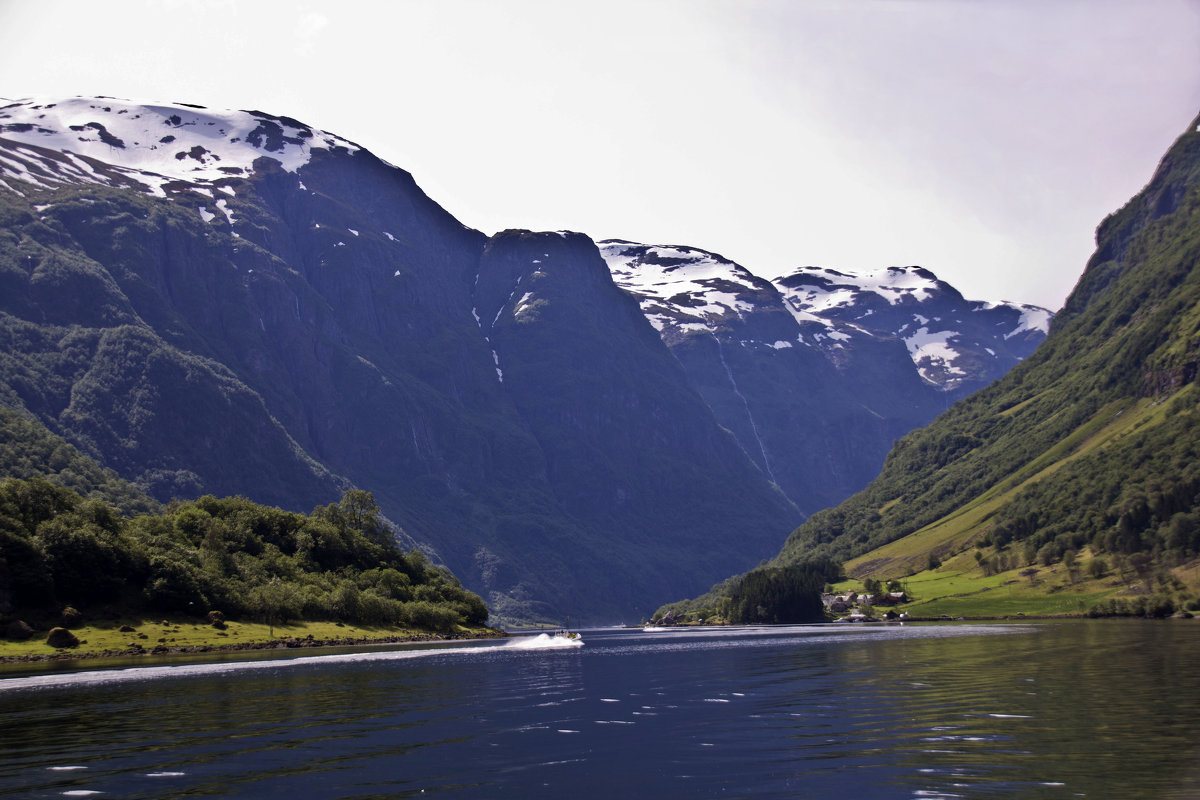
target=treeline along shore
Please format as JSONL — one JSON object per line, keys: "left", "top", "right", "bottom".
{"left": 0, "top": 472, "right": 497, "bottom": 659}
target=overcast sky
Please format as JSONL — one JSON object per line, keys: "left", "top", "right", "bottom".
{"left": 2, "top": 0, "right": 1198, "bottom": 309}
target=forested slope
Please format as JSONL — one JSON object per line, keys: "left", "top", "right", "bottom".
{"left": 0, "top": 409, "right": 488, "bottom": 632}
{"left": 770, "top": 111, "right": 1200, "bottom": 582}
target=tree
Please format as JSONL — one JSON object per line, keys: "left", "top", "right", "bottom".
{"left": 251, "top": 577, "right": 301, "bottom": 636}
{"left": 315, "top": 490, "right": 393, "bottom": 551}
{"left": 36, "top": 513, "right": 142, "bottom": 605}
{"left": 1063, "top": 550, "right": 1079, "bottom": 583}
{"left": 0, "top": 477, "right": 78, "bottom": 537}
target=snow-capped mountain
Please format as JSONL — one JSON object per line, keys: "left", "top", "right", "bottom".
{"left": 0, "top": 96, "right": 801, "bottom": 624}
{"left": 599, "top": 240, "right": 1051, "bottom": 394}
{"left": 598, "top": 240, "right": 1051, "bottom": 514}
{"left": 599, "top": 241, "right": 779, "bottom": 337}
{"left": 773, "top": 266, "right": 1049, "bottom": 391}
{"left": 0, "top": 96, "right": 358, "bottom": 197}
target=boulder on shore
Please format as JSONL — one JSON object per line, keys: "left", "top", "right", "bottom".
{"left": 5, "top": 620, "right": 35, "bottom": 641}
{"left": 46, "top": 627, "right": 80, "bottom": 648}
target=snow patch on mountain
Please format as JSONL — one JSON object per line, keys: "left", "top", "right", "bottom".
{"left": 905, "top": 327, "right": 968, "bottom": 380}
{"left": 597, "top": 239, "right": 770, "bottom": 333}
{"left": 994, "top": 302, "right": 1053, "bottom": 339}
{"left": 776, "top": 266, "right": 943, "bottom": 311}
{"left": 603, "top": 238, "right": 1052, "bottom": 393}
{"left": 0, "top": 96, "right": 358, "bottom": 195}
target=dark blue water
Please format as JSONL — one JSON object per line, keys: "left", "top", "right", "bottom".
{"left": 1, "top": 621, "right": 1198, "bottom": 799}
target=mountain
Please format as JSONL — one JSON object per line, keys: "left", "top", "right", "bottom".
{"left": 598, "top": 241, "right": 1049, "bottom": 514}
{"left": 0, "top": 96, "right": 1050, "bottom": 623}
{"left": 0, "top": 97, "right": 806, "bottom": 623}
{"left": 757, "top": 109, "right": 1200, "bottom": 597}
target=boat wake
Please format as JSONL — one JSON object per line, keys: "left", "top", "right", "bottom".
{"left": 0, "top": 634, "right": 581, "bottom": 693}
{"left": 506, "top": 633, "right": 584, "bottom": 650}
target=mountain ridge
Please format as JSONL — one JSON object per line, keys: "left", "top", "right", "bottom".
{"left": 598, "top": 238, "right": 1050, "bottom": 513}
{"left": 1, "top": 95, "right": 1051, "bottom": 622}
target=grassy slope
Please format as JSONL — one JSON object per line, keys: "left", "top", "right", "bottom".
{"left": 835, "top": 545, "right": 1199, "bottom": 620}
{"left": 844, "top": 391, "right": 1185, "bottom": 580}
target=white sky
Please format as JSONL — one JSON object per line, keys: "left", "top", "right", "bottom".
{"left": 1, "top": 0, "right": 1198, "bottom": 309}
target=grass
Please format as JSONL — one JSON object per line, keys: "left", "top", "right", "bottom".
{"left": 997, "top": 391, "right": 1047, "bottom": 418}
{"left": 0, "top": 617, "right": 501, "bottom": 661}
{"left": 899, "top": 568, "right": 1118, "bottom": 617}
{"left": 834, "top": 546, "right": 1199, "bottom": 620}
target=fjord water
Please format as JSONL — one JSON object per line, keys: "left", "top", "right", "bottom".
{"left": 1, "top": 621, "right": 1198, "bottom": 799}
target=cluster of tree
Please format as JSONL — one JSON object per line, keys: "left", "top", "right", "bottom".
{"left": 0, "top": 405, "right": 156, "bottom": 516}
{"left": 653, "top": 558, "right": 844, "bottom": 625}
{"left": 724, "top": 559, "right": 844, "bottom": 624}
{"left": 1086, "top": 593, "right": 1199, "bottom": 619}
{"left": 0, "top": 478, "right": 488, "bottom": 632}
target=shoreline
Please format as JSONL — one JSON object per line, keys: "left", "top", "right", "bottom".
{"left": 643, "top": 612, "right": 1197, "bottom": 629}
{"left": 1, "top": 627, "right": 508, "bottom": 666}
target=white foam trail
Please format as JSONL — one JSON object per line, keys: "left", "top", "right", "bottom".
{"left": 506, "top": 633, "right": 584, "bottom": 650}
{"left": 0, "top": 635, "right": 578, "bottom": 693}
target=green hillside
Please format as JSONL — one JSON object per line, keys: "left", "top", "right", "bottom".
{"left": 0, "top": 405, "right": 157, "bottom": 516}
{"left": 0, "top": 409, "right": 490, "bottom": 640}
{"left": 661, "top": 111, "right": 1200, "bottom": 622}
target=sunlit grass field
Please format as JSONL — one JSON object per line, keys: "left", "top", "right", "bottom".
{"left": 0, "top": 618, "right": 499, "bottom": 661}
{"left": 832, "top": 544, "right": 1192, "bottom": 619}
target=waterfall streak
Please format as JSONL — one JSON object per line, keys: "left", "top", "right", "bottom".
{"left": 713, "top": 335, "right": 777, "bottom": 485}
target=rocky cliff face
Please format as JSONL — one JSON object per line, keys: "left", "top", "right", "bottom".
{"left": 0, "top": 97, "right": 1046, "bottom": 622}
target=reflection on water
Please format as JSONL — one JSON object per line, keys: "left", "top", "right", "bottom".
{"left": 0, "top": 621, "right": 1197, "bottom": 798}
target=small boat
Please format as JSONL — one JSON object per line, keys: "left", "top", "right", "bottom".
{"left": 551, "top": 616, "right": 580, "bottom": 641}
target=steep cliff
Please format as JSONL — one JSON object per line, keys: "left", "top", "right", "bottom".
{"left": 0, "top": 98, "right": 803, "bottom": 622}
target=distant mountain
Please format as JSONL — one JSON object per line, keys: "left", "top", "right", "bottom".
{"left": 760, "top": 109, "right": 1200, "bottom": 588}
{"left": 599, "top": 241, "right": 1049, "bottom": 514}
{"left": 0, "top": 96, "right": 1049, "bottom": 622}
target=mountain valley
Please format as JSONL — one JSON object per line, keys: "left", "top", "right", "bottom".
{"left": 0, "top": 96, "right": 1052, "bottom": 623}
